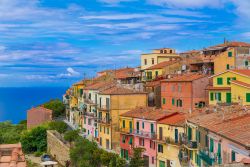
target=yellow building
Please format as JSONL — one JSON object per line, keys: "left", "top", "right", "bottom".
{"left": 97, "top": 86, "right": 147, "bottom": 152}
{"left": 156, "top": 113, "right": 185, "bottom": 167}
{"left": 141, "top": 48, "right": 180, "bottom": 71}
{"left": 143, "top": 60, "right": 181, "bottom": 81}
{"left": 207, "top": 69, "right": 250, "bottom": 105}
{"left": 202, "top": 41, "right": 250, "bottom": 74}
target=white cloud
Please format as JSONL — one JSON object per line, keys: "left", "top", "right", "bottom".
{"left": 81, "top": 14, "right": 150, "bottom": 20}
{"left": 98, "top": 0, "right": 137, "bottom": 5}
{"left": 147, "top": 0, "right": 223, "bottom": 8}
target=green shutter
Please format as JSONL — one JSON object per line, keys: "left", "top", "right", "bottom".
{"left": 246, "top": 93, "right": 250, "bottom": 102}
{"left": 125, "top": 150, "right": 129, "bottom": 160}
{"left": 121, "top": 149, "right": 124, "bottom": 157}
{"left": 122, "top": 120, "right": 125, "bottom": 128}
{"left": 228, "top": 52, "right": 232, "bottom": 57}
{"left": 218, "top": 143, "right": 222, "bottom": 164}
{"left": 231, "top": 151, "right": 236, "bottom": 162}
{"left": 159, "top": 161, "right": 165, "bottom": 167}
{"left": 129, "top": 137, "right": 133, "bottom": 145}
{"left": 218, "top": 93, "right": 222, "bottom": 101}
{"left": 172, "top": 98, "right": 175, "bottom": 105}
{"left": 217, "top": 78, "right": 223, "bottom": 85}
{"left": 226, "top": 64, "right": 230, "bottom": 70}
{"left": 151, "top": 123, "right": 154, "bottom": 133}
{"left": 188, "top": 127, "right": 192, "bottom": 141}
{"left": 227, "top": 77, "right": 231, "bottom": 85}
{"left": 210, "top": 138, "right": 214, "bottom": 152}
{"left": 226, "top": 93, "right": 231, "bottom": 103}
{"left": 162, "top": 98, "right": 166, "bottom": 104}
{"left": 210, "top": 92, "right": 214, "bottom": 101}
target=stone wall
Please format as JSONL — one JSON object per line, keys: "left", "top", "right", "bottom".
{"left": 47, "top": 130, "right": 70, "bottom": 166}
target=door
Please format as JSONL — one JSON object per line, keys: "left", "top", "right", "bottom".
{"left": 106, "top": 98, "right": 110, "bottom": 110}
{"left": 226, "top": 93, "right": 231, "bottom": 103}
{"left": 136, "top": 122, "right": 140, "bottom": 134}
{"left": 143, "top": 155, "right": 149, "bottom": 167}
{"left": 159, "top": 161, "right": 165, "bottom": 167}
{"left": 159, "top": 127, "right": 163, "bottom": 140}
{"left": 175, "top": 129, "right": 178, "bottom": 143}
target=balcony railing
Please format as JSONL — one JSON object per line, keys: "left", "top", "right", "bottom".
{"left": 199, "top": 149, "right": 215, "bottom": 166}
{"left": 133, "top": 129, "right": 156, "bottom": 139}
{"left": 157, "top": 136, "right": 183, "bottom": 146}
{"left": 97, "top": 117, "right": 111, "bottom": 124}
{"left": 83, "top": 112, "right": 97, "bottom": 118}
{"left": 84, "top": 98, "right": 96, "bottom": 105}
{"left": 119, "top": 128, "right": 133, "bottom": 134}
{"left": 183, "top": 139, "right": 198, "bottom": 149}
{"left": 97, "top": 105, "right": 110, "bottom": 111}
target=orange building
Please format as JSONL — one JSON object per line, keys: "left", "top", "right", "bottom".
{"left": 0, "top": 143, "right": 26, "bottom": 167}
{"left": 161, "top": 73, "right": 209, "bottom": 111}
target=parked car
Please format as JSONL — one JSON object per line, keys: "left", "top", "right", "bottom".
{"left": 41, "top": 154, "right": 52, "bottom": 162}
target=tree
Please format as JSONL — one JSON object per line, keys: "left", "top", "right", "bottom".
{"left": 0, "top": 121, "right": 26, "bottom": 144}
{"left": 64, "top": 130, "right": 79, "bottom": 146}
{"left": 49, "top": 121, "right": 67, "bottom": 134}
{"left": 129, "top": 147, "right": 145, "bottom": 167}
{"left": 43, "top": 99, "right": 65, "bottom": 118}
{"left": 21, "top": 126, "right": 47, "bottom": 153}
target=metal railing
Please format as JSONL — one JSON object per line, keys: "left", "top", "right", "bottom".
{"left": 133, "top": 129, "right": 156, "bottom": 139}
{"left": 97, "top": 105, "right": 110, "bottom": 111}
{"left": 119, "top": 127, "right": 133, "bottom": 134}
{"left": 199, "top": 149, "right": 215, "bottom": 166}
{"left": 157, "top": 136, "right": 183, "bottom": 146}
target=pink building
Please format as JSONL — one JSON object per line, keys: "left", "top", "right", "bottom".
{"left": 121, "top": 107, "right": 173, "bottom": 167}
{"left": 27, "top": 106, "right": 52, "bottom": 129}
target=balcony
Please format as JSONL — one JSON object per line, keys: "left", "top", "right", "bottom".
{"left": 183, "top": 139, "right": 198, "bottom": 150}
{"left": 119, "top": 128, "right": 133, "bottom": 134}
{"left": 199, "top": 150, "right": 215, "bottom": 166}
{"left": 84, "top": 98, "right": 96, "bottom": 105}
{"left": 157, "top": 136, "right": 183, "bottom": 146}
{"left": 97, "top": 117, "right": 111, "bottom": 124}
{"left": 83, "top": 112, "right": 97, "bottom": 118}
{"left": 97, "top": 105, "right": 110, "bottom": 111}
{"left": 133, "top": 129, "right": 156, "bottom": 139}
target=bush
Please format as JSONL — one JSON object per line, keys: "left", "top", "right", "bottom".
{"left": 48, "top": 121, "right": 67, "bottom": 134}
{"left": 34, "top": 151, "right": 43, "bottom": 157}
{"left": 21, "top": 126, "right": 47, "bottom": 153}
{"left": 43, "top": 99, "right": 65, "bottom": 118}
{"left": 64, "top": 130, "right": 79, "bottom": 144}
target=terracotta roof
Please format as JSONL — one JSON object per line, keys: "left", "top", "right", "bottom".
{"left": 145, "top": 60, "right": 179, "bottom": 70}
{"left": 231, "top": 69, "right": 250, "bottom": 77}
{"left": 0, "top": 143, "right": 26, "bottom": 167}
{"left": 145, "top": 80, "right": 161, "bottom": 87}
{"left": 180, "top": 50, "right": 200, "bottom": 54}
{"left": 83, "top": 81, "right": 115, "bottom": 90}
{"left": 158, "top": 112, "right": 186, "bottom": 126}
{"left": 216, "top": 41, "right": 250, "bottom": 48}
{"left": 121, "top": 107, "right": 175, "bottom": 121}
{"left": 206, "top": 86, "right": 231, "bottom": 90}
{"left": 99, "top": 85, "right": 147, "bottom": 95}
{"left": 188, "top": 106, "right": 250, "bottom": 147}
{"left": 231, "top": 80, "right": 250, "bottom": 88}
{"left": 163, "top": 73, "right": 208, "bottom": 82}
{"left": 114, "top": 67, "right": 139, "bottom": 79}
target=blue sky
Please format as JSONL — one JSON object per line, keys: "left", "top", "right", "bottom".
{"left": 0, "top": 0, "right": 250, "bottom": 87}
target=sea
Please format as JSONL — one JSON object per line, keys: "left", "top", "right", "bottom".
{"left": 0, "top": 87, "right": 68, "bottom": 124}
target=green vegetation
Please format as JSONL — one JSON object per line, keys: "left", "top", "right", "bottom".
{"left": 64, "top": 130, "right": 79, "bottom": 145}
{"left": 21, "top": 126, "right": 47, "bottom": 154}
{"left": 48, "top": 121, "right": 68, "bottom": 134}
{"left": 43, "top": 99, "right": 65, "bottom": 118}
{"left": 70, "top": 138, "right": 126, "bottom": 167}
{"left": 129, "top": 147, "right": 145, "bottom": 167}
{"left": 0, "top": 121, "right": 27, "bottom": 144}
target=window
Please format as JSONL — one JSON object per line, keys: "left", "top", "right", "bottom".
{"left": 122, "top": 136, "right": 126, "bottom": 143}
{"left": 100, "top": 126, "right": 102, "bottom": 132}
{"left": 178, "top": 84, "right": 182, "bottom": 92}
{"left": 144, "top": 59, "right": 147, "bottom": 65}
{"left": 122, "top": 120, "right": 125, "bottom": 128}
{"left": 210, "top": 92, "right": 214, "bottom": 101}
{"left": 159, "top": 161, "right": 165, "bottom": 167}
{"left": 142, "top": 122, "right": 144, "bottom": 129}
{"left": 152, "top": 157, "right": 154, "bottom": 164}
{"left": 107, "top": 128, "right": 109, "bottom": 134}
{"left": 147, "top": 71, "right": 152, "bottom": 80}
{"left": 216, "top": 92, "right": 222, "bottom": 101}
{"left": 139, "top": 138, "right": 144, "bottom": 146}
{"left": 106, "top": 139, "right": 110, "bottom": 149}
{"left": 231, "top": 151, "right": 236, "bottom": 162}
{"left": 100, "top": 137, "right": 102, "bottom": 146}
{"left": 217, "top": 78, "right": 223, "bottom": 85}
{"left": 155, "top": 71, "right": 158, "bottom": 77}
{"left": 227, "top": 77, "right": 231, "bottom": 85}
{"left": 172, "top": 98, "right": 175, "bottom": 106}
{"left": 171, "top": 85, "right": 175, "bottom": 92}
{"left": 210, "top": 138, "right": 214, "bottom": 152}
{"left": 129, "top": 137, "right": 133, "bottom": 145}
{"left": 158, "top": 144, "right": 163, "bottom": 153}
{"left": 245, "top": 61, "right": 249, "bottom": 66}
{"left": 104, "top": 127, "right": 106, "bottom": 134}
{"left": 228, "top": 51, "right": 232, "bottom": 57}
{"left": 152, "top": 58, "right": 154, "bottom": 64}
{"left": 88, "top": 119, "right": 91, "bottom": 125}
{"left": 246, "top": 93, "right": 250, "bottom": 102}
{"left": 226, "top": 64, "right": 230, "bottom": 70}
{"left": 188, "top": 127, "right": 192, "bottom": 141}
{"left": 150, "top": 140, "right": 155, "bottom": 149}
{"left": 162, "top": 98, "right": 166, "bottom": 105}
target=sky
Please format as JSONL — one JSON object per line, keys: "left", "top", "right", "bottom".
{"left": 0, "top": 0, "right": 250, "bottom": 87}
